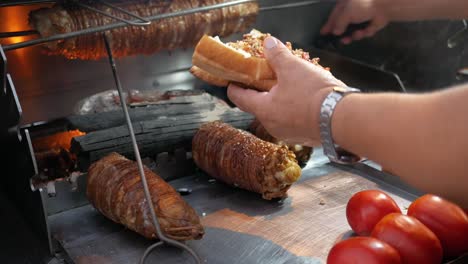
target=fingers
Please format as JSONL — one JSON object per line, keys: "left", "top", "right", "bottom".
{"left": 340, "top": 17, "right": 388, "bottom": 44}
{"left": 263, "top": 37, "right": 297, "bottom": 75}
{"left": 322, "top": 0, "right": 389, "bottom": 45}
{"left": 362, "top": 16, "right": 387, "bottom": 37}
{"left": 320, "top": 1, "right": 346, "bottom": 35}
{"left": 341, "top": 36, "right": 353, "bottom": 45}
{"left": 332, "top": 13, "right": 352, "bottom": 36}
{"left": 227, "top": 83, "right": 268, "bottom": 115}
{"left": 340, "top": 29, "right": 366, "bottom": 44}
{"left": 351, "top": 29, "right": 366, "bottom": 41}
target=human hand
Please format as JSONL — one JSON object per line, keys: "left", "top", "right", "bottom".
{"left": 227, "top": 37, "right": 346, "bottom": 147}
{"left": 320, "top": 0, "right": 390, "bottom": 44}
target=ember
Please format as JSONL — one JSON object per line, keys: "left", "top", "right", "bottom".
{"left": 32, "top": 129, "right": 86, "bottom": 180}
{"left": 33, "top": 129, "right": 86, "bottom": 152}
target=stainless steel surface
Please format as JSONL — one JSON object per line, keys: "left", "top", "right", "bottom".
{"left": 41, "top": 173, "right": 89, "bottom": 215}
{"left": 23, "top": 128, "right": 55, "bottom": 255}
{"left": 102, "top": 33, "right": 202, "bottom": 264}
{"left": 447, "top": 20, "right": 468, "bottom": 48}
{"left": 48, "top": 160, "right": 417, "bottom": 264}
{"left": 25, "top": 128, "right": 40, "bottom": 190}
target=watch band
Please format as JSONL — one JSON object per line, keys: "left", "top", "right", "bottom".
{"left": 319, "top": 86, "right": 361, "bottom": 164}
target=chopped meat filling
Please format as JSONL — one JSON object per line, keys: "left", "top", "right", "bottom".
{"left": 226, "top": 29, "right": 328, "bottom": 70}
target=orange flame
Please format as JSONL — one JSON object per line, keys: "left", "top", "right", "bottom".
{"left": 1, "top": 4, "right": 51, "bottom": 44}
{"left": 33, "top": 130, "right": 86, "bottom": 152}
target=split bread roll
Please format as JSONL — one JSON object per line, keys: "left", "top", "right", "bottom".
{"left": 190, "top": 66, "right": 230, "bottom": 87}
{"left": 191, "top": 29, "right": 327, "bottom": 91}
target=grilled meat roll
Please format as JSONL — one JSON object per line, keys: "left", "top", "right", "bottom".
{"left": 249, "top": 119, "right": 313, "bottom": 166}
{"left": 87, "top": 152, "right": 204, "bottom": 240}
{"left": 29, "top": 0, "right": 259, "bottom": 60}
{"left": 192, "top": 121, "right": 302, "bottom": 200}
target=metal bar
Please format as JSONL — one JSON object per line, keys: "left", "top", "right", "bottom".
{"left": 4, "top": 0, "right": 255, "bottom": 51}
{"left": 24, "top": 130, "right": 38, "bottom": 175}
{"left": 0, "top": 30, "right": 39, "bottom": 39}
{"left": 259, "top": 0, "right": 331, "bottom": 11}
{"left": 98, "top": 0, "right": 152, "bottom": 25}
{"left": 6, "top": 74, "right": 23, "bottom": 127}
{"left": 0, "top": 0, "right": 330, "bottom": 51}
{"left": 139, "top": 241, "right": 164, "bottom": 264}
{"left": 1, "top": 45, "right": 6, "bottom": 95}
{"left": 25, "top": 133, "right": 40, "bottom": 187}
{"left": 102, "top": 34, "right": 201, "bottom": 264}
{"left": 24, "top": 128, "right": 55, "bottom": 255}
{"left": 0, "top": 0, "right": 55, "bottom": 7}
{"left": 74, "top": 0, "right": 151, "bottom": 26}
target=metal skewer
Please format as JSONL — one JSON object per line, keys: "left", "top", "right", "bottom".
{"left": 2, "top": 0, "right": 333, "bottom": 51}
{"left": 3, "top": 0, "right": 256, "bottom": 51}
{"left": 259, "top": 0, "right": 330, "bottom": 11}
{"left": 102, "top": 33, "right": 201, "bottom": 264}
{"left": 0, "top": 30, "right": 38, "bottom": 39}
{"left": 74, "top": 0, "right": 151, "bottom": 26}
{"left": 0, "top": 0, "right": 54, "bottom": 7}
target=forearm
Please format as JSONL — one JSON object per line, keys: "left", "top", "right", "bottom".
{"left": 382, "top": 0, "right": 468, "bottom": 21}
{"left": 332, "top": 85, "right": 468, "bottom": 207}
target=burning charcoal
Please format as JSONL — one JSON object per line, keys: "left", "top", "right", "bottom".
{"left": 35, "top": 148, "right": 76, "bottom": 180}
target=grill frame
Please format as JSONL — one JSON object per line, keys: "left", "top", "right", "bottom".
{"left": 0, "top": 1, "right": 414, "bottom": 263}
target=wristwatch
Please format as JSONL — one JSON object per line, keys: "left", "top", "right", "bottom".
{"left": 319, "top": 86, "right": 361, "bottom": 164}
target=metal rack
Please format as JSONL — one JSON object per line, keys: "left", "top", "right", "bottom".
{"left": 0, "top": 0, "right": 332, "bottom": 263}
{"left": 1, "top": 0, "right": 328, "bottom": 51}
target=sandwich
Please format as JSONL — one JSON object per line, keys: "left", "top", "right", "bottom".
{"left": 191, "top": 29, "right": 327, "bottom": 91}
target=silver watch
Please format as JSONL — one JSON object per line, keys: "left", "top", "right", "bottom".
{"left": 319, "top": 86, "right": 361, "bottom": 164}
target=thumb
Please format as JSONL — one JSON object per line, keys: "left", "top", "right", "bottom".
{"left": 227, "top": 83, "right": 268, "bottom": 115}
{"left": 263, "top": 36, "right": 296, "bottom": 74}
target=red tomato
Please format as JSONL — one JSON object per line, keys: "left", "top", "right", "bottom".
{"left": 371, "top": 213, "right": 442, "bottom": 264}
{"left": 346, "top": 190, "right": 401, "bottom": 236}
{"left": 407, "top": 194, "right": 468, "bottom": 258}
{"left": 327, "top": 237, "right": 401, "bottom": 264}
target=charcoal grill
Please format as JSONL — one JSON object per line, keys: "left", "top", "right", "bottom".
{"left": 3, "top": 1, "right": 463, "bottom": 264}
